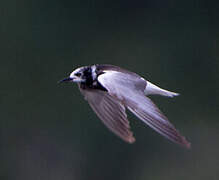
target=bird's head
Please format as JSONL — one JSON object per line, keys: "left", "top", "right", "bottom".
{"left": 59, "top": 65, "right": 96, "bottom": 84}
{"left": 59, "top": 66, "right": 87, "bottom": 84}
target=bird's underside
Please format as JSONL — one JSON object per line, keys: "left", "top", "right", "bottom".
{"left": 78, "top": 64, "right": 191, "bottom": 148}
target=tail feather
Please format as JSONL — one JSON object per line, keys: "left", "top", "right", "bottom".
{"left": 144, "top": 81, "right": 179, "bottom": 98}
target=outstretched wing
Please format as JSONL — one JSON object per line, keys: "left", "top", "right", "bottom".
{"left": 79, "top": 88, "right": 135, "bottom": 143}
{"left": 98, "top": 70, "right": 190, "bottom": 148}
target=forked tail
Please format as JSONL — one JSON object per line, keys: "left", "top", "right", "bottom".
{"left": 144, "top": 81, "right": 179, "bottom": 98}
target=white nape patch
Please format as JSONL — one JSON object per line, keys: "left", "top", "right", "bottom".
{"left": 91, "top": 65, "right": 97, "bottom": 80}
{"left": 145, "top": 81, "right": 179, "bottom": 98}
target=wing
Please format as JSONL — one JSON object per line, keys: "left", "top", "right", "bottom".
{"left": 98, "top": 70, "right": 191, "bottom": 148}
{"left": 79, "top": 87, "right": 135, "bottom": 143}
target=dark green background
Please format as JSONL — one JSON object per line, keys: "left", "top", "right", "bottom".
{"left": 1, "top": 1, "right": 219, "bottom": 180}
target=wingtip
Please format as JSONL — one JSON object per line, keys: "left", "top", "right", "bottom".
{"left": 184, "top": 141, "right": 191, "bottom": 149}
{"left": 127, "top": 137, "right": 136, "bottom": 144}
{"left": 180, "top": 136, "right": 191, "bottom": 149}
{"left": 174, "top": 92, "right": 180, "bottom": 96}
{"left": 168, "top": 92, "right": 180, "bottom": 98}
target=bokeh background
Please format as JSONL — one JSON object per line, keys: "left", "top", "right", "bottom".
{"left": 1, "top": 1, "right": 219, "bottom": 180}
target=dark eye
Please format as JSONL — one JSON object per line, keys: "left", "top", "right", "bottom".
{"left": 75, "top": 72, "right": 81, "bottom": 77}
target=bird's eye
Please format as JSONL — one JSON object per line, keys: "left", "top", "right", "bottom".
{"left": 75, "top": 72, "right": 81, "bottom": 77}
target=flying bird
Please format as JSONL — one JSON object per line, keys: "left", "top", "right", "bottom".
{"left": 59, "top": 64, "right": 190, "bottom": 148}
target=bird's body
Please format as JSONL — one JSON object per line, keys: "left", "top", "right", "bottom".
{"left": 60, "top": 64, "right": 190, "bottom": 148}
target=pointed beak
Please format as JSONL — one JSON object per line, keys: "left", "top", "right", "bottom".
{"left": 58, "top": 77, "right": 73, "bottom": 84}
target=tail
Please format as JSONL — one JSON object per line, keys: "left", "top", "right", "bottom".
{"left": 144, "top": 81, "right": 179, "bottom": 98}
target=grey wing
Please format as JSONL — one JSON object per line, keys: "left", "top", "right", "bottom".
{"left": 79, "top": 88, "right": 135, "bottom": 143}
{"left": 98, "top": 71, "right": 191, "bottom": 148}
{"left": 126, "top": 93, "right": 190, "bottom": 148}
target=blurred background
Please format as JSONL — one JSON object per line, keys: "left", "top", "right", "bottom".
{"left": 1, "top": 0, "right": 219, "bottom": 180}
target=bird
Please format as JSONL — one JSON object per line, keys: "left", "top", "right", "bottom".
{"left": 59, "top": 64, "right": 190, "bottom": 148}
